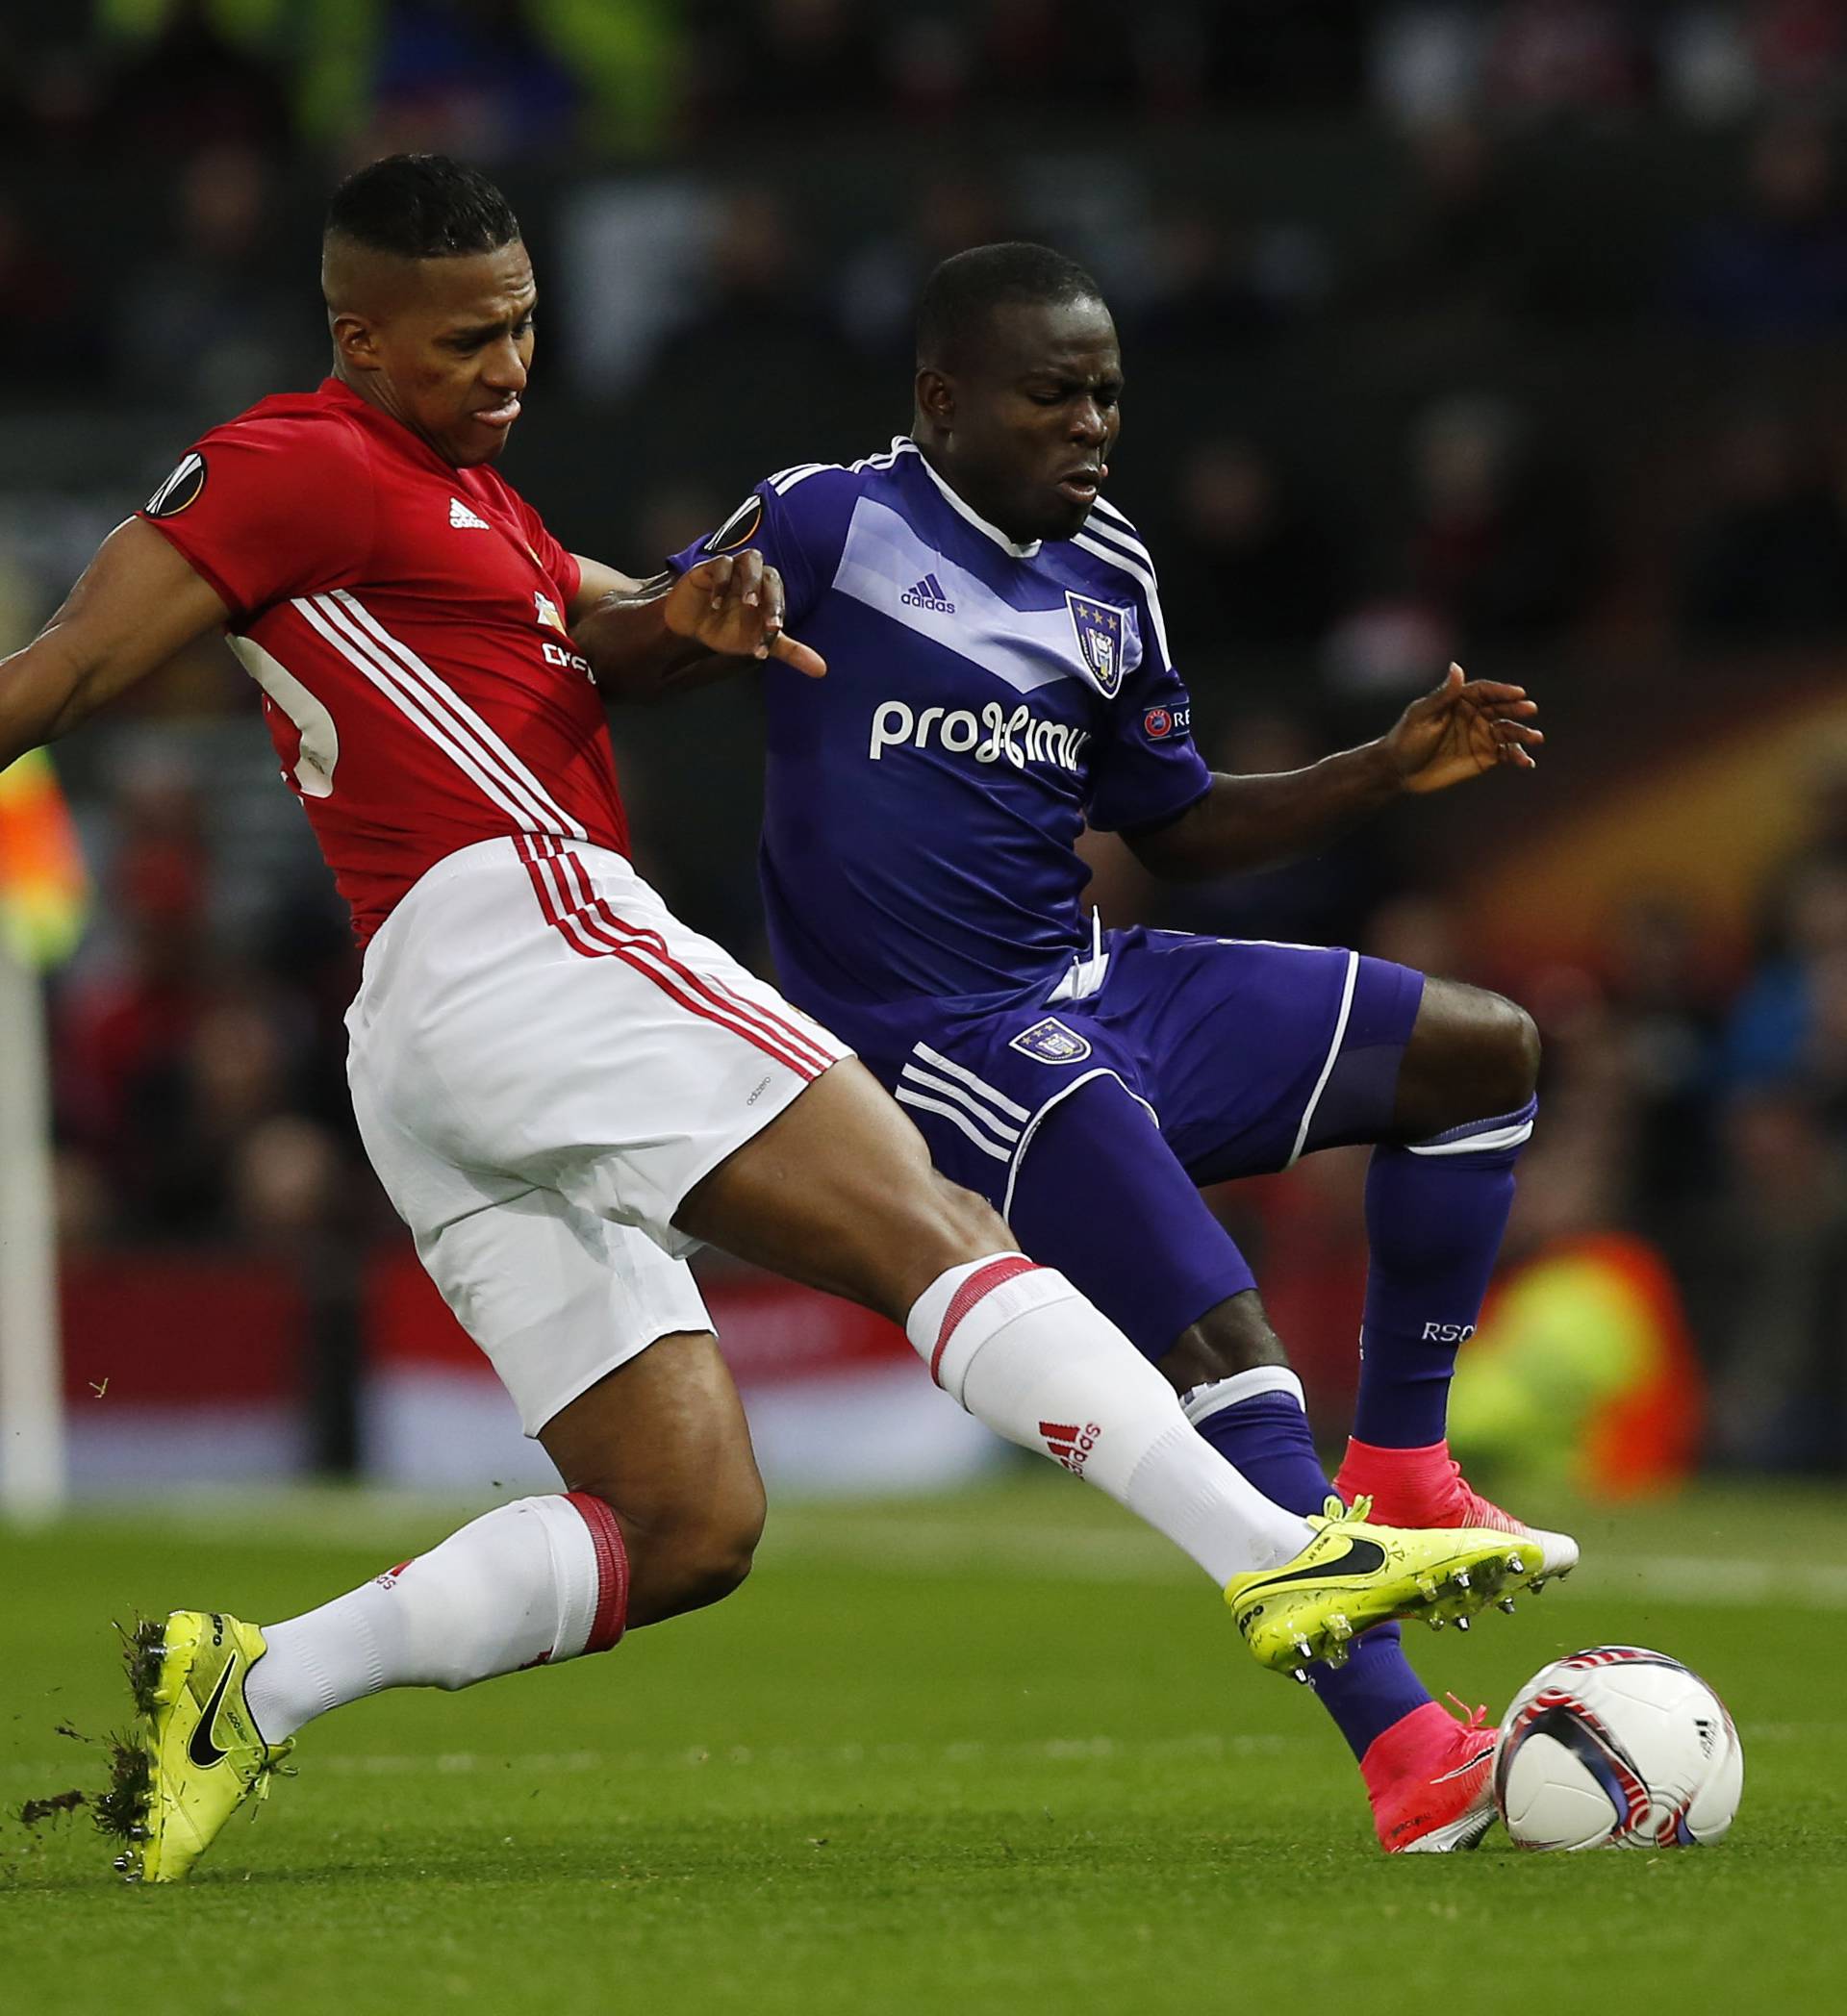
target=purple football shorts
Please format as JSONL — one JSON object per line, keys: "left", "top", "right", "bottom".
{"left": 848, "top": 927, "right": 1424, "bottom": 1359}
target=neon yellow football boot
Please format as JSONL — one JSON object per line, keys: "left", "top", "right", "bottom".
{"left": 1224, "top": 1496, "right": 1543, "bottom": 1676}
{"left": 98, "top": 1610, "right": 293, "bottom": 1883}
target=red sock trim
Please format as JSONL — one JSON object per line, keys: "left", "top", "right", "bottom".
{"left": 928, "top": 1255, "right": 1041, "bottom": 1386}
{"left": 563, "top": 1491, "right": 630, "bottom": 1653}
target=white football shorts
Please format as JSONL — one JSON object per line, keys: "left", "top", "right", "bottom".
{"left": 345, "top": 835, "right": 851, "bottom": 1435}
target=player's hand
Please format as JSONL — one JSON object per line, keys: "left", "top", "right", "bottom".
{"left": 662, "top": 552, "right": 826, "bottom": 677}
{"left": 1386, "top": 662, "right": 1542, "bottom": 795}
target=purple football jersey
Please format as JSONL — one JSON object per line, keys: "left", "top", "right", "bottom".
{"left": 672, "top": 439, "right": 1209, "bottom": 1015}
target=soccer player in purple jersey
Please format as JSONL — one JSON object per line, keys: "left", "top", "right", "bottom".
{"left": 621, "top": 244, "right": 1574, "bottom": 1852}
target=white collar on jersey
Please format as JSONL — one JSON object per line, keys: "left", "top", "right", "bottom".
{"left": 910, "top": 439, "right": 1043, "bottom": 560}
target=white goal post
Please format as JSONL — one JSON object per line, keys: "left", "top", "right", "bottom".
{"left": 0, "top": 932, "right": 66, "bottom": 1521}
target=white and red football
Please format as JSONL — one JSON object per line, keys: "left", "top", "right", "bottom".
{"left": 1492, "top": 1646, "right": 1744, "bottom": 1851}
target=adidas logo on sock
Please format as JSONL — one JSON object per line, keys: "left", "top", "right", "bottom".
{"left": 1040, "top": 1420, "right": 1101, "bottom": 1474}
{"left": 899, "top": 572, "right": 955, "bottom": 614}
{"left": 450, "top": 496, "right": 491, "bottom": 530}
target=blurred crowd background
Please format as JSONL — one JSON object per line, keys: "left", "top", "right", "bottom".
{"left": 5, "top": 0, "right": 1847, "bottom": 1488}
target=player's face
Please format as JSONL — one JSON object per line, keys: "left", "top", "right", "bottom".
{"left": 369, "top": 243, "right": 538, "bottom": 467}
{"left": 928, "top": 298, "right": 1123, "bottom": 543}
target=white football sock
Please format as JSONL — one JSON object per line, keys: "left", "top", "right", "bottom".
{"left": 244, "top": 1493, "right": 626, "bottom": 1744}
{"left": 906, "top": 1256, "right": 1313, "bottom": 1583}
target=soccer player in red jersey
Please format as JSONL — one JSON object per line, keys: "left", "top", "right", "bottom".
{"left": 0, "top": 158, "right": 1537, "bottom": 1880}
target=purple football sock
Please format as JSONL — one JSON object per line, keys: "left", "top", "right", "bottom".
{"left": 1353, "top": 1097, "right": 1536, "bottom": 1450}
{"left": 1188, "top": 1372, "right": 1430, "bottom": 1761}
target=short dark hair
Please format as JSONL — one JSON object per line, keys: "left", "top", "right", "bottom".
{"left": 325, "top": 154, "right": 520, "bottom": 259}
{"left": 916, "top": 242, "right": 1104, "bottom": 370}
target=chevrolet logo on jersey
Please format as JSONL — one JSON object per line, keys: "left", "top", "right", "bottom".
{"left": 1065, "top": 592, "right": 1126, "bottom": 695}
{"left": 533, "top": 592, "right": 590, "bottom": 677}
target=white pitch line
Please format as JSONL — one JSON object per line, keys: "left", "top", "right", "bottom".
{"left": 1, "top": 1730, "right": 1300, "bottom": 1784}
{"left": 308, "top": 1729, "right": 1300, "bottom": 1777}
{"left": 6, "top": 1723, "right": 1838, "bottom": 1786}
{"left": 40, "top": 1499, "right": 1847, "bottom": 1607}
{"left": 765, "top": 1521, "right": 1197, "bottom": 1583}
{"left": 763, "top": 1519, "right": 1847, "bottom": 1610}
{"left": 1594, "top": 1553, "right": 1847, "bottom": 1607}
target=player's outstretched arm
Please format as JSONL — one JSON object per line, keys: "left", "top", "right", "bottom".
{"left": 1125, "top": 663, "right": 1541, "bottom": 882}
{"left": 0, "top": 518, "right": 231, "bottom": 773}
{"left": 569, "top": 550, "right": 825, "bottom": 706}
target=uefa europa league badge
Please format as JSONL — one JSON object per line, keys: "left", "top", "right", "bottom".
{"left": 1065, "top": 592, "right": 1126, "bottom": 695}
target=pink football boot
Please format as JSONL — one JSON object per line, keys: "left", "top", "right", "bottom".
{"left": 1362, "top": 1698, "right": 1499, "bottom": 1853}
{"left": 1334, "top": 1437, "right": 1579, "bottom": 1585}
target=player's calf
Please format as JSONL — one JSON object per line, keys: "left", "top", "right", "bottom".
{"left": 1157, "top": 1288, "right": 1291, "bottom": 1393}
{"left": 612, "top": 1494, "right": 764, "bottom": 1621}
{"left": 540, "top": 1330, "right": 768, "bottom": 1627}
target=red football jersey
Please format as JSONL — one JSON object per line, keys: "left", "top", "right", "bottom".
{"left": 139, "top": 377, "right": 629, "bottom": 945}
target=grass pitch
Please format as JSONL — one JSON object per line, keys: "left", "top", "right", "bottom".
{"left": 3, "top": 1474, "right": 1842, "bottom": 2015}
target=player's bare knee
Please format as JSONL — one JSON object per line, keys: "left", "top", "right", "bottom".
{"left": 1402, "top": 979, "right": 1540, "bottom": 1133}
{"left": 1479, "top": 990, "right": 1540, "bottom": 1112}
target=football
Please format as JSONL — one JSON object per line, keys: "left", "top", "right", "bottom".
{"left": 1492, "top": 1646, "right": 1744, "bottom": 1851}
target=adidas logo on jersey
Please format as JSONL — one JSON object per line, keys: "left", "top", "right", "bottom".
{"left": 449, "top": 496, "right": 491, "bottom": 530}
{"left": 899, "top": 572, "right": 955, "bottom": 614}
